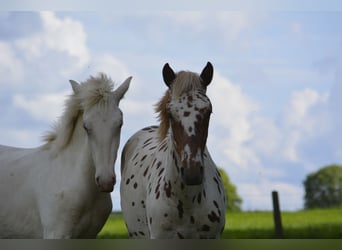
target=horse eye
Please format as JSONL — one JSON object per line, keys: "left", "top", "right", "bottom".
{"left": 83, "top": 122, "right": 90, "bottom": 133}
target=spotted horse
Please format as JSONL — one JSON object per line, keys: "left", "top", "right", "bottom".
{"left": 120, "top": 62, "right": 226, "bottom": 239}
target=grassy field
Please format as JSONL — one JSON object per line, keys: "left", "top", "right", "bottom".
{"left": 97, "top": 208, "right": 342, "bottom": 239}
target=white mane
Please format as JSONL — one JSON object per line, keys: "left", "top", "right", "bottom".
{"left": 43, "top": 73, "right": 115, "bottom": 151}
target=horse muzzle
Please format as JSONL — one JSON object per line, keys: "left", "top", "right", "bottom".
{"left": 181, "top": 161, "right": 204, "bottom": 186}
{"left": 95, "top": 175, "right": 116, "bottom": 192}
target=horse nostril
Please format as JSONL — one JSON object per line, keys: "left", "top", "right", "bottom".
{"left": 96, "top": 176, "right": 100, "bottom": 185}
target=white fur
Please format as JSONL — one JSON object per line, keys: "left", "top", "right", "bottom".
{"left": 0, "top": 74, "right": 131, "bottom": 238}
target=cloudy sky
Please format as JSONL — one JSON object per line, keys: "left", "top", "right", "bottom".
{"left": 1, "top": 5, "right": 342, "bottom": 211}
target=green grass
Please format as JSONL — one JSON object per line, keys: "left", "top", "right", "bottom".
{"left": 97, "top": 208, "right": 342, "bottom": 239}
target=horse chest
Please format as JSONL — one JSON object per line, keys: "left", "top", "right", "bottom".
{"left": 146, "top": 192, "right": 224, "bottom": 239}
{"left": 144, "top": 173, "right": 224, "bottom": 238}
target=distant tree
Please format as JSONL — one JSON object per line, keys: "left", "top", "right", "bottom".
{"left": 218, "top": 168, "right": 242, "bottom": 212}
{"left": 303, "top": 164, "right": 342, "bottom": 209}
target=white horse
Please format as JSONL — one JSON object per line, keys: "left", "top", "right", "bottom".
{"left": 120, "top": 62, "right": 226, "bottom": 238}
{"left": 0, "top": 74, "right": 131, "bottom": 238}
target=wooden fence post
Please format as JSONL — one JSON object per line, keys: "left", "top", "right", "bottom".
{"left": 272, "top": 190, "right": 283, "bottom": 238}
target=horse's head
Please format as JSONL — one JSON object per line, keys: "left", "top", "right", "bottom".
{"left": 162, "top": 62, "right": 213, "bottom": 186}
{"left": 70, "top": 75, "right": 131, "bottom": 192}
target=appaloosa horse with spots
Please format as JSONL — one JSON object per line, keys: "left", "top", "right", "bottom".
{"left": 120, "top": 62, "right": 226, "bottom": 238}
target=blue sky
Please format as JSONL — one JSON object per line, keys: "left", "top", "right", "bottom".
{"left": 0, "top": 9, "right": 341, "bottom": 211}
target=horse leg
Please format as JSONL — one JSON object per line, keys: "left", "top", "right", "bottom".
{"left": 41, "top": 217, "right": 74, "bottom": 239}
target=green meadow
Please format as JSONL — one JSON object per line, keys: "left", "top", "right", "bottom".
{"left": 97, "top": 208, "right": 342, "bottom": 239}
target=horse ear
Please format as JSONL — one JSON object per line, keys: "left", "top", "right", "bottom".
{"left": 69, "top": 80, "right": 80, "bottom": 94}
{"left": 114, "top": 76, "right": 132, "bottom": 102}
{"left": 200, "top": 62, "right": 214, "bottom": 86}
{"left": 162, "top": 63, "right": 176, "bottom": 87}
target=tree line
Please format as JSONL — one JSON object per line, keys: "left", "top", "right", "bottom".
{"left": 220, "top": 164, "right": 342, "bottom": 211}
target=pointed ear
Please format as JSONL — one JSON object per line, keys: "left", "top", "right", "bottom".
{"left": 114, "top": 76, "right": 132, "bottom": 102}
{"left": 162, "top": 63, "right": 176, "bottom": 87}
{"left": 200, "top": 62, "right": 214, "bottom": 87}
{"left": 69, "top": 80, "right": 80, "bottom": 94}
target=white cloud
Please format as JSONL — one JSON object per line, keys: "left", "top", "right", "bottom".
{"left": 0, "top": 128, "right": 42, "bottom": 148}
{"left": 13, "top": 91, "right": 69, "bottom": 122}
{"left": 0, "top": 41, "right": 24, "bottom": 84}
{"left": 206, "top": 72, "right": 333, "bottom": 210}
{"left": 162, "top": 11, "right": 255, "bottom": 48}
{"left": 239, "top": 181, "right": 303, "bottom": 211}
{"left": 15, "top": 11, "right": 89, "bottom": 70}
{"left": 91, "top": 54, "right": 131, "bottom": 82}
{"left": 207, "top": 72, "right": 259, "bottom": 168}
{"left": 284, "top": 88, "right": 328, "bottom": 130}
{"left": 281, "top": 88, "right": 329, "bottom": 162}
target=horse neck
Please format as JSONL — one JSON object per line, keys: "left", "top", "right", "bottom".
{"left": 52, "top": 116, "right": 93, "bottom": 173}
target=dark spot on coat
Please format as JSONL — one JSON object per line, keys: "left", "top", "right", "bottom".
{"left": 141, "top": 155, "right": 147, "bottom": 161}
{"left": 133, "top": 182, "right": 138, "bottom": 189}
{"left": 164, "top": 180, "right": 172, "bottom": 198}
{"left": 213, "top": 177, "right": 222, "bottom": 194}
{"left": 158, "top": 168, "right": 165, "bottom": 176}
{"left": 132, "top": 153, "right": 139, "bottom": 161}
{"left": 177, "top": 200, "right": 184, "bottom": 219}
{"left": 197, "top": 192, "right": 202, "bottom": 204}
{"left": 159, "top": 143, "right": 167, "bottom": 152}
{"left": 213, "top": 200, "right": 219, "bottom": 209}
{"left": 201, "top": 224, "right": 210, "bottom": 232}
{"left": 177, "top": 232, "right": 184, "bottom": 239}
{"left": 143, "top": 166, "right": 149, "bottom": 177}
{"left": 126, "top": 178, "right": 130, "bottom": 185}
{"left": 155, "top": 183, "right": 160, "bottom": 194}
{"left": 183, "top": 111, "right": 190, "bottom": 117}
{"left": 208, "top": 211, "right": 220, "bottom": 223}
{"left": 174, "top": 159, "right": 180, "bottom": 173}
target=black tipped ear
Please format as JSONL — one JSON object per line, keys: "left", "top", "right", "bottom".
{"left": 162, "top": 63, "right": 176, "bottom": 87}
{"left": 200, "top": 62, "right": 214, "bottom": 86}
